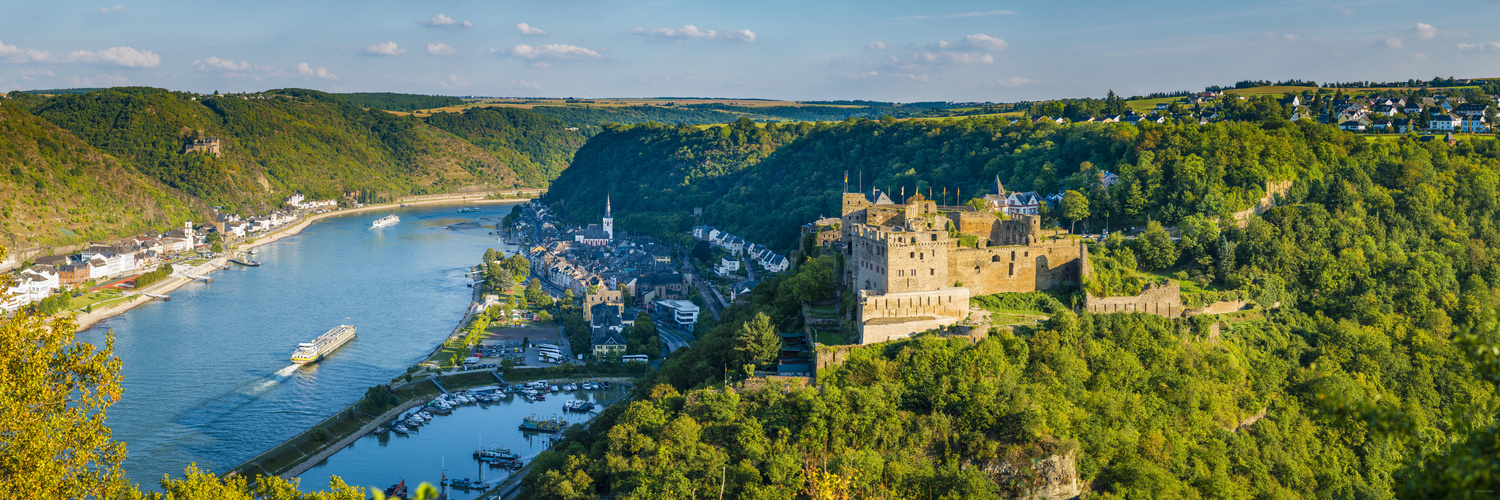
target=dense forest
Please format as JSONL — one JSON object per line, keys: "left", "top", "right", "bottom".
{"left": 0, "top": 101, "right": 205, "bottom": 249}
{"left": 24, "top": 87, "right": 523, "bottom": 212}
{"left": 523, "top": 117, "right": 1500, "bottom": 499}
{"left": 338, "top": 92, "right": 464, "bottom": 112}
{"left": 424, "top": 107, "right": 590, "bottom": 187}
{"left": 546, "top": 116, "right": 1315, "bottom": 251}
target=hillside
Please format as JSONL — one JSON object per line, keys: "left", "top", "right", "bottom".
{"left": 29, "top": 87, "right": 521, "bottom": 212}
{"left": 340, "top": 92, "right": 464, "bottom": 112}
{"left": 524, "top": 119, "right": 1500, "bottom": 499}
{"left": 0, "top": 101, "right": 205, "bottom": 251}
{"left": 546, "top": 118, "right": 1319, "bottom": 250}
{"left": 423, "top": 107, "right": 590, "bottom": 187}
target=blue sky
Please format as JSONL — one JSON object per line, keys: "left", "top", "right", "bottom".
{"left": 3, "top": 0, "right": 1499, "bottom": 101}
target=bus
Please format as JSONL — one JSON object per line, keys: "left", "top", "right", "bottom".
{"left": 537, "top": 345, "right": 561, "bottom": 356}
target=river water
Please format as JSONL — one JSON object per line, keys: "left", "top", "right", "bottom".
{"left": 80, "top": 203, "right": 520, "bottom": 490}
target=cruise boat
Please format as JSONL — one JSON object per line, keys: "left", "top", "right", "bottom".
{"left": 457, "top": 207, "right": 481, "bottom": 213}
{"left": 370, "top": 214, "right": 399, "bottom": 229}
{"left": 290, "top": 325, "right": 357, "bottom": 364}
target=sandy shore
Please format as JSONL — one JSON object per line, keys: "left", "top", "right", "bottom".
{"left": 70, "top": 191, "right": 534, "bottom": 332}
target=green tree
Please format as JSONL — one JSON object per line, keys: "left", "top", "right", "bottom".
{"left": 733, "top": 312, "right": 780, "bottom": 367}
{"left": 1138, "top": 220, "right": 1177, "bottom": 270}
{"left": 1061, "top": 190, "right": 1090, "bottom": 234}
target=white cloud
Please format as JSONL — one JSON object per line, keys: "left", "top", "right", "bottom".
{"left": 426, "top": 43, "right": 457, "bottom": 56}
{"left": 1414, "top": 52, "right": 1428, "bottom": 61}
{"left": 94, "top": 4, "right": 123, "bottom": 14}
{"left": 422, "top": 14, "right": 472, "bottom": 29}
{"left": 1381, "top": 38, "right": 1404, "bottom": 49}
{"left": 510, "top": 80, "right": 542, "bottom": 91}
{"left": 18, "top": 69, "right": 55, "bottom": 81}
{"left": 517, "top": 23, "right": 548, "bottom": 36}
{"left": 630, "top": 25, "right": 757, "bottom": 43}
{"left": 506, "top": 44, "right": 601, "bottom": 61}
{"left": 933, "top": 34, "right": 1007, "bottom": 51}
{"left": 1458, "top": 42, "right": 1500, "bottom": 52}
{"left": 439, "top": 74, "right": 469, "bottom": 87}
{"left": 913, "top": 51, "right": 993, "bottom": 64}
{"left": 1409, "top": 23, "right": 1437, "bottom": 40}
{"left": 67, "top": 74, "right": 129, "bottom": 87}
{"left": 1333, "top": 5, "right": 1355, "bottom": 15}
{"left": 295, "top": 63, "right": 338, "bottom": 80}
{"left": 0, "top": 41, "right": 159, "bottom": 67}
{"left": 866, "top": 42, "right": 890, "bottom": 51}
{"left": 1256, "top": 31, "right": 1298, "bottom": 41}
{"left": 363, "top": 41, "right": 405, "bottom": 56}
{"left": 994, "top": 77, "right": 1038, "bottom": 87}
{"left": 191, "top": 56, "right": 273, "bottom": 79}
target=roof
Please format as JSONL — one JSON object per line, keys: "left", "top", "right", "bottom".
{"left": 864, "top": 188, "right": 895, "bottom": 205}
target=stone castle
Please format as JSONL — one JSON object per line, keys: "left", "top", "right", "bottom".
{"left": 839, "top": 185, "right": 1086, "bottom": 343}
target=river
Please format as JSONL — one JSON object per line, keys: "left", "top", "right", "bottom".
{"left": 79, "top": 203, "right": 521, "bottom": 490}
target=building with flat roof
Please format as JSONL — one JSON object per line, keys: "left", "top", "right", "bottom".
{"left": 657, "top": 299, "right": 700, "bottom": 326}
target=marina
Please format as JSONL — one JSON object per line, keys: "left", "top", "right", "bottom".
{"left": 297, "top": 382, "right": 627, "bottom": 499}
{"left": 78, "top": 203, "right": 520, "bottom": 488}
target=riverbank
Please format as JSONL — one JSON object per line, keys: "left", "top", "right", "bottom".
{"left": 69, "top": 191, "right": 534, "bottom": 333}
{"left": 71, "top": 257, "right": 226, "bottom": 332}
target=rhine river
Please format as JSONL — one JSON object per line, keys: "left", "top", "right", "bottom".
{"left": 80, "top": 202, "right": 521, "bottom": 490}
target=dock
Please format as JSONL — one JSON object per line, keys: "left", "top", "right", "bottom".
{"left": 187, "top": 274, "right": 213, "bottom": 283}
{"left": 141, "top": 292, "right": 170, "bottom": 301}
{"left": 228, "top": 258, "right": 261, "bottom": 267}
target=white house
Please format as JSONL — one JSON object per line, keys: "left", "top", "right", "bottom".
{"left": 1462, "top": 117, "right": 1488, "bottom": 134}
{"left": 657, "top": 299, "right": 700, "bottom": 327}
{"left": 2, "top": 265, "right": 60, "bottom": 312}
{"left": 1430, "top": 114, "right": 1461, "bottom": 131}
{"left": 85, "top": 251, "right": 136, "bottom": 278}
{"left": 717, "top": 257, "right": 741, "bottom": 276}
{"left": 762, "top": 254, "right": 790, "bottom": 273}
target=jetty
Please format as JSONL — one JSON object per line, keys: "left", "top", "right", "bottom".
{"left": 187, "top": 274, "right": 213, "bottom": 283}
{"left": 141, "top": 292, "right": 170, "bottom": 301}
{"left": 229, "top": 258, "right": 261, "bottom": 267}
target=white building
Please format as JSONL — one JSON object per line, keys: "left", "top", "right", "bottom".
{"left": 717, "top": 257, "right": 740, "bottom": 276}
{"left": 2, "top": 266, "right": 60, "bottom": 312}
{"left": 84, "top": 251, "right": 136, "bottom": 278}
{"left": 657, "top": 299, "right": 700, "bottom": 326}
{"left": 1430, "top": 114, "right": 1462, "bottom": 131}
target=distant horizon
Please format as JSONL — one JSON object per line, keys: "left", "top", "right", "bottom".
{"left": 10, "top": 75, "right": 1497, "bottom": 106}
{"left": 7, "top": 1, "right": 1500, "bottom": 101}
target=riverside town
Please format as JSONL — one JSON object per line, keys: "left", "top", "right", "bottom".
{"left": 5, "top": 2, "right": 1500, "bottom": 499}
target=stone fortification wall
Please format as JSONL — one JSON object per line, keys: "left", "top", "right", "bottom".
{"left": 1084, "top": 281, "right": 1183, "bottom": 318}
{"left": 857, "top": 287, "right": 969, "bottom": 344}
{"left": 947, "top": 240, "right": 1084, "bottom": 296}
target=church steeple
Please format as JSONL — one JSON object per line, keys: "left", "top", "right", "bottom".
{"left": 994, "top": 175, "right": 1005, "bottom": 196}
{"left": 603, "top": 194, "right": 614, "bottom": 240}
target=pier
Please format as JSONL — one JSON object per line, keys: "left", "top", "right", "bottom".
{"left": 141, "top": 292, "right": 170, "bottom": 301}
{"left": 187, "top": 274, "right": 213, "bottom": 283}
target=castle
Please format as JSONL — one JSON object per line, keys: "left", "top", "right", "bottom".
{"left": 183, "top": 130, "right": 221, "bottom": 157}
{"left": 839, "top": 184, "right": 1085, "bottom": 344}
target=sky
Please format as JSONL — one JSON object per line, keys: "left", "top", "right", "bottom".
{"left": 3, "top": 0, "right": 1500, "bottom": 102}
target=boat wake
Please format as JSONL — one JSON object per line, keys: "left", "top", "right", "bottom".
{"left": 242, "top": 364, "right": 301, "bottom": 397}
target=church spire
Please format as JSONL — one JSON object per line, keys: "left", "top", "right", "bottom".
{"left": 605, "top": 194, "right": 612, "bottom": 217}
{"left": 994, "top": 175, "right": 1005, "bottom": 195}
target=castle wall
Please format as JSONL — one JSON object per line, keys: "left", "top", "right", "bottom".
{"left": 1083, "top": 281, "right": 1183, "bottom": 318}
{"left": 946, "top": 240, "right": 1084, "bottom": 296}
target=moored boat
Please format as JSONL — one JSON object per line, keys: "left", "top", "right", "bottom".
{"left": 520, "top": 415, "right": 568, "bottom": 433}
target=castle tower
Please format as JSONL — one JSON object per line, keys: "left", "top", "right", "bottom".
{"left": 603, "top": 194, "right": 614, "bottom": 240}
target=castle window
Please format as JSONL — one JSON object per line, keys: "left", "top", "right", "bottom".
{"left": 910, "top": 269, "right": 916, "bottom": 276}
{"left": 910, "top": 252, "right": 915, "bottom": 258}
{"left": 911, "top": 237, "right": 917, "bottom": 244}
{"left": 920, "top": 252, "right": 924, "bottom": 260}
{"left": 930, "top": 234, "right": 938, "bottom": 241}
{"left": 930, "top": 268, "right": 935, "bottom": 275}
{"left": 897, "top": 270, "right": 904, "bottom": 276}
{"left": 992, "top": 255, "right": 1001, "bottom": 262}
{"left": 1011, "top": 251, "right": 1016, "bottom": 260}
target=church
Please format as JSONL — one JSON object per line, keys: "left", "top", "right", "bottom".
{"left": 575, "top": 195, "right": 614, "bottom": 246}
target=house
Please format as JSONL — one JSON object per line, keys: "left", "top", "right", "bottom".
{"left": 981, "top": 177, "right": 1042, "bottom": 216}
{"left": 1370, "top": 118, "right": 1392, "bottom": 131}
{"left": 1278, "top": 96, "right": 1301, "bottom": 108}
{"left": 1403, "top": 102, "right": 1424, "bottom": 114}
{"left": 1154, "top": 102, "right": 1171, "bottom": 110}
{"left": 1339, "top": 120, "right": 1366, "bottom": 132}
{"left": 1455, "top": 104, "right": 1489, "bottom": 118}
{"left": 763, "top": 254, "right": 790, "bottom": 273}
{"left": 1429, "top": 114, "right": 1462, "bottom": 131}
{"left": 1393, "top": 118, "right": 1413, "bottom": 133}
{"left": 3, "top": 265, "right": 60, "bottom": 312}
{"left": 58, "top": 261, "right": 90, "bottom": 287}
{"left": 717, "top": 257, "right": 741, "bottom": 276}
{"left": 1371, "top": 105, "right": 1397, "bottom": 116}
{"left": 590, "top": 302, "right": 627, "bottom": 357}
{"left": 1462, "top": 117, "right": 1487, "bottom": 133}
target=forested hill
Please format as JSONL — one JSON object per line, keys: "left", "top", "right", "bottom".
{"left": 0, "top": 101, "right": 205, "bottom": 249}
{"left": 26, "top": 87, "right": 523, "bottom": 212}
{"left": 339, "top": 92, "right": 464, "bottom": 112}
{"left": 524, "top": 117, "right": 1500, "bottom": 498}
{"left": 546, "top": 117, "right": 1323, "bottom": 251}
{"left": 424, "top": 107, "right": 589, "bottom": 187}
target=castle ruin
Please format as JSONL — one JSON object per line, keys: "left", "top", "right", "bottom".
{"left": 839, "top": 188, "right": 1085, "bottom": 344}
